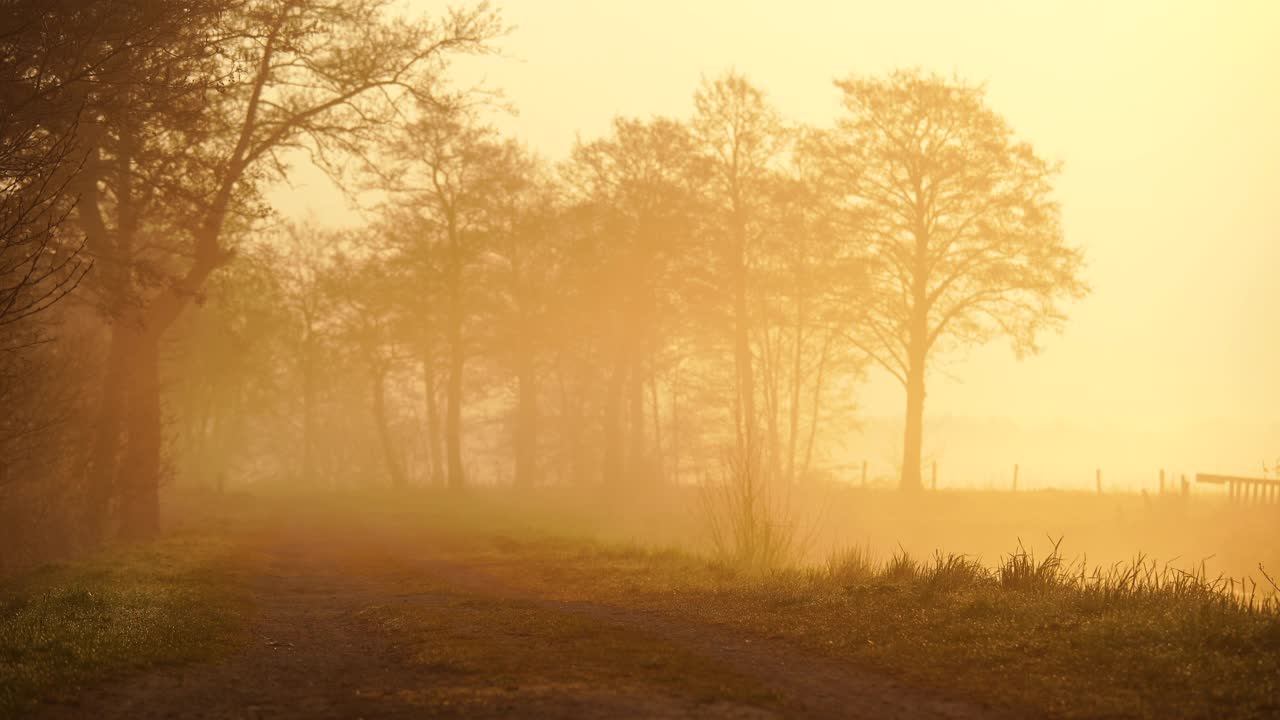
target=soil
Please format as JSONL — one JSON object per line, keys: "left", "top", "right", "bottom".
{"left": 33, "top": 519, "right": 1017, "bottom": 720}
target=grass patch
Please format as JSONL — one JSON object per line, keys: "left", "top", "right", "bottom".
{"left": 466, "top": 533, "right": 1280, "bottom": 720}
{"left": 0, "top": 532, "right": 250, "bottom": 719}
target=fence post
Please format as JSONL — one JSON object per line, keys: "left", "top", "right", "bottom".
{"left": 1181, "top": 474, "right": 1189, "bottom": 498}
{"left": 1159, "top": 469, "right": 1165, "bottom": 494}
{"left": 1096, "top": 468, "right": 1102, "bottom": 494}
{"left": 861, "top": 460, "right": 868, "bottom": 488}
{"left": 931, "top": 461, "right": 937, "bottom": 491}
{"left": 1013, "top": 463, "right": 1019, "bottom": 492}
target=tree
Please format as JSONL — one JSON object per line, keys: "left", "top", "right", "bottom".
{"left": 755, "top": 142, "right": 864, "bottom": 485}
{"left": 691, "top": 71, "right": 785, "bottom": 471}
{"left": 567, "top": 117, "right": 706, "bottom": 483}
{"left": 25, "top": 0, "right": 241, "bottom": 542}
{"left": 379, "top": 103, "right": 520, "bottom": 489}
{"left": 375, "top": 205, "right": 447, "bottom": 486}
{"left": 0, "top": 105, "right": 87, "bottom": 328}
{"left": 70, "top": 0, "right": 501, "bottom": 538}
{"left": 324, "top": 247, "right": 409, "bottom": 489}
{"left": 0, "top": 0, "right": 105, "bottom": 329}
{"left": 821, "top": 70, "right": 1087, "bottom": 491}
{"left": 275, "top": 223, "right": 343, "bottom": 485}
{"left": 479, "top": 162, "right": 561, "bottom": 488}
{"left": 167, "top": 239, "right": 290, "bottom": 492}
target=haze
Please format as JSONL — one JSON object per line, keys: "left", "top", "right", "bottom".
{"left": 276, "top": 1, "right": 1280, "bottom": 487}
{"left": 3, "top": 2, "right": 1279, "bottom": 717}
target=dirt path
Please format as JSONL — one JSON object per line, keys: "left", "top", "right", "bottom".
{"left": 35, "top": 521, "right": 1015, "bottom": 720}
{"left": 410, "top": 553, "right": 1008, "bottom": 720}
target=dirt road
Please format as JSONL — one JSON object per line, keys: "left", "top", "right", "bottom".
{"left": 34, "top": 517, "right": 1012, "bottom": 719}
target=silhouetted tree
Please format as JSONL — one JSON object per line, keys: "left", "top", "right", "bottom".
{"left": 567, "top": 117, "right": 706, "bottom": 483}
{"left": 379, "top": 102, "right": 521, "bottom": 489}
{"left": 70, "top": 0, "right": 501, "bottom": 537}
{"left": 275, "top": 223, "right": 343, "bottom": 485}
{"left": 691, "top": 71, "right": 785, "bottom": 474}
{"left": 478, "top": 161, "right": 562, "bottom": 488}
{"left": 324, "top": 247, "right": 410, "bottom": 489}
{"left": 168, "top": 238, "right": 290, "bottom": 492}
{"left": 755, "top": 141, "right": 864, "bottom": 485}
{"left": 0, "top": 0, "right": 104, "bottom": 328}
{"left": 819, "top": 70, "right": 1088, "bottom": 491}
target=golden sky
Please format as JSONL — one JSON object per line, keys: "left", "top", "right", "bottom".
{"left": 278, "top": 1, "right": 1279, "bottom": 478}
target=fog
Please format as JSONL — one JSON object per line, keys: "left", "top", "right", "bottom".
{"left": 2, "top": 3, "right": 1277, "bottom": 717}
{"left": 4, "top": 0, "right": 1276, "bottom": 573}
{"left": 275, "top": 0, "right": 1280, "bottom": 490}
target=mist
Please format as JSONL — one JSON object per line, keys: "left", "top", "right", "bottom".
{"left": 2, "top": 2, "right": 1277, "bottom": 719}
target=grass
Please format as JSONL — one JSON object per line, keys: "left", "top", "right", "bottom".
{"left": 3, "top": 490, "right": 1278, "bottom": 719}
{"left": 0, "top": 531, "right": 250, "bottom": 719}
{"left": 464, "top": 533, "right": 1280, "bottom": 719}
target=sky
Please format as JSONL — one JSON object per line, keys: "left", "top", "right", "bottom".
{"left": 273, "top": 1, "right": 1280, "bottom": 484}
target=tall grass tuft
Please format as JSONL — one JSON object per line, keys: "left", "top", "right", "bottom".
{"left": 883, "top": 548, "right": 919, "bottom": 583}
{"left": 816, "top": 536, "right": 1279, "bottom": 615}
{"left": 993, "top": 536, "right": 1280, "bottom": 614}
{"left": 999, "top": 536, "right": 1067, "bottom": 592}
{"left": 825, "top": 545, "right": 876, "bottom": 585}
{"left": 923, "top": 551, "right": 990, "bottom": 594}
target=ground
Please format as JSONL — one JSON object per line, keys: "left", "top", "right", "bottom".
{"left": 4, "top": 491, "right": 1278, "bottom": 719}
{"left": 23, "top": 508, "right": 1003, "bottom": 720}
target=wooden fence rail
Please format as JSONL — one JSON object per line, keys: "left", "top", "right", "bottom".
{"left": 1195, "top": 474, "right": 1280, "bottom": 504}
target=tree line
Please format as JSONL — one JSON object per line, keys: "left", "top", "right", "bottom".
{"left": 0, "top": 0, "right": 1086, "bottom": 562}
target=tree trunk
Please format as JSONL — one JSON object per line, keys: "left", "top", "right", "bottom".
{"left": 602, "top": 343, "right": 627, "bottom": 484}
{"left": 648, "top": 370, "right": 663, "bottom": 483}
{"left": 513, "top": 351, "right": 538, "bottom": 488}
{"left": 627, "top": 353, "right": 645, "bottom": 483}
{"left": 117, "top": 329, "right": 161, "bottom": 541}
{"left": 445, "top": 330, "right": 464, "bottom": 489}
{"left": 733, "top": 259, "right": 755, "bottom": 456}
{"left": 729, "top": 189, "right": 756, "bottom": 460}
{"left": 900, "top": 350, "right": 926, "bottom": 492}
{"left": 371, "top": 366, "right": 406, "bottom": 489}
{"left": 901, "top": 236, "right": 930, "bottom": 492}
{"left": 555, "top": 359, "right": 587, "bottom": 485}
{"left": 85, "top": 323, "right": 131, "bottom": 543}
{"left": 786, "top": 298, "right": 805, "bottom": 484}
{"left": 301, "top": 341, "right": 317, "bottom": 484}
{"left": 668, "top": 372, "right": 681, "bottom": 483}
{"left": 445, "top": 215, "right": 465, "bottom": 490}
{"left": 801, "top": 330, "right": 834, "bottom": 482}
{"left": 756, "top": 327, "right": 783, "bottom": 484}
{"left": 78, "top": 126, "right": 133, "bottom": 544}
{"left": 422, "top": 346, "right": 444, "bottom": 486}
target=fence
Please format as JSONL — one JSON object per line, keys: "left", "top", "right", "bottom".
{"left": 843, "top": 462, "right": 1280, "bottom": 504}
{"left": 1196, "top": 474, "right": 1280, "bottom": 505}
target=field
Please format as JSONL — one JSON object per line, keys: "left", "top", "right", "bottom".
{"left": 1, "top": 488, "right": 1278, "bottom": 719}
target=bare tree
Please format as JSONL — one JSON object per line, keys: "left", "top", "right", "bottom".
{"left": 378, "top": 103, "right": 520, "bottom": 489}
{"left": 567, "top": 117, "right": 706, "bottom": 483}
{"left": 276, "top": 223, "right": 343, "bottom": 485}
{"left": 0, "top": 0, "right": 99, "bottom": 329}
{"left": 0, "top": 127, "right": 88, "bottom": 328}
{"left": 324, "top": 248, "right": 409, "bottom": 489}
{"left": 755, "top": 144, "right": 864, "bottom": 485}
{"left": 819, "top": 70, "right": 1088, "bottom": 491}
{"left": 691, "top": 71, "right": 786, "bottom": 475}
{"left": 480, "top": 161, "right": 560, "bottom": 489}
